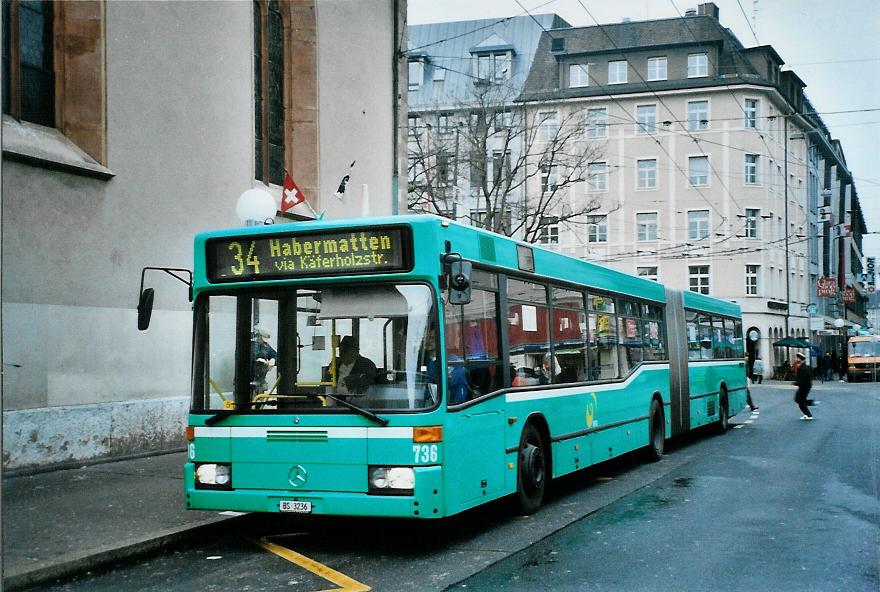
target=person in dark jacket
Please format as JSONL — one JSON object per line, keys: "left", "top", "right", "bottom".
{"left": 334, "top": 335, "right": 377, "bottom": 395}
{"left": 793, "top": 352, "right": 813, "bottom": 420}
{"left": 251, "top": 326, "right": 277, "bottom": 395}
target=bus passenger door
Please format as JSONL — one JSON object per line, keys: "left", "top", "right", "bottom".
{"left": 444, "top": 400, "right": 506, "bottom": 506}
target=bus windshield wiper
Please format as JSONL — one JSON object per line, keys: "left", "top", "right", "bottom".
{"left": 204, "top": 409, "right": 234, "bottom": 426}
{"left": 322, "top": 393, "right": 389, "bottom": 426}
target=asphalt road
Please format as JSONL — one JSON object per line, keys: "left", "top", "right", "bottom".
{"left": 21, "top": 381, "right": 880, "bottom": 592}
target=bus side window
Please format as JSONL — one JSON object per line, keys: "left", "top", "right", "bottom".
{"left": 686, "top": 312, "right": 701, "bottom": 360}
{"left": 444, "top": 272, "right": 502, "bottom": 405}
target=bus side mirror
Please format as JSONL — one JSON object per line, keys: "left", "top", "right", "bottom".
{"left": 138, "top": 288, "right": 155, "bottom": 331}
{"left": 448, "top": 260, "right": 472, "bottom": 305}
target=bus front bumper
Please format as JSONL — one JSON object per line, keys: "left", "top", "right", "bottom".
{"left": 185, "top": 463, "right": 444, "bottom": 518}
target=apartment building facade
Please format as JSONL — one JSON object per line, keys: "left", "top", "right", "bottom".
{"left": 518, "top": 2, "right": 868, "bottom": 375}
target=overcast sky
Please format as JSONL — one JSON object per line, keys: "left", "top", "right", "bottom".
{"left": 409, "top": 0, "right": 880, "bottom": 268}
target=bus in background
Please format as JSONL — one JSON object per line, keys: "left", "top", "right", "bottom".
{"left": 847, "top": 335, "right": 880, "bottom": 381}
{"left": 138, "top": 215, "right": 747, "bottom": 518}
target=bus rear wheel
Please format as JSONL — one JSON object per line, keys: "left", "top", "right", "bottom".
{"left": 515, "top": 423, "right": 547, "bottom": 515}
{"left": 715, "top": 395, "right": 729, "bottom": 434}
{"left": 646, "top": 400, "right": 664, "bottom": 462}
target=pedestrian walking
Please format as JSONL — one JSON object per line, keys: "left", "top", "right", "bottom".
{"left": 793, "top": 352, "right": 813, "bottom": 420}
{"left": 752, "top": 355, "right": 764, "bottom": 384}
{"left": 823, "top": 352, "right": 833, "bottom": 381}
{"left": 816, "top": 353, "right": 825, "bottom": 383}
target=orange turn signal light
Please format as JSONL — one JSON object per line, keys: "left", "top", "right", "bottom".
{"left": 185, "top": 426, "right": 195, "bottom": 442}
{"left": 413, "top": 426, "right": 443, "bottom": 443}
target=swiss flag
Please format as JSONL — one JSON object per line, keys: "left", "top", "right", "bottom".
{"left": 280, "top": 170, "right": 306, "bottom": 213}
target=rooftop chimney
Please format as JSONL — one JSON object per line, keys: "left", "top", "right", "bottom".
{"left": 697, "top": 2, "right": 719, "bottom": 18}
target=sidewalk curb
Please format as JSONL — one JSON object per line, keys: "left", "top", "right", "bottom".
{"left": 2, "top": 514, "right": 248, "bottom": 591}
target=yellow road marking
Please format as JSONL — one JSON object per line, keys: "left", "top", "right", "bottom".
{"left": 254, "top": 537, "right": 371, "bottom": 592}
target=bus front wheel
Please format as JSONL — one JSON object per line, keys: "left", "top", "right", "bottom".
{"left": 515, "top": 423, "right": 547, "bottom": 515}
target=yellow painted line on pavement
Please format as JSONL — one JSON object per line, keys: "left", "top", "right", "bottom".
{"left": 254, "top": 537, "right": 370, "bottom": 592}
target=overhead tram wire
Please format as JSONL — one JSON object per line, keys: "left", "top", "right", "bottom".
{"left": 405, "top": 0, "right": 560, "bottom": 54}
{"left": 574, "top": 0, "right": 744, "bottom": 217}
{"left": 734, "top": 0, "right": 760, "bottom": 46}
{"left": 514, "top": 0, "right": 732, "bottom": 241}
{"left": 667, "top": 0, "right": 801, "bottom": 186}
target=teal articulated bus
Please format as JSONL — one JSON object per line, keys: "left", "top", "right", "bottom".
{"left": 142, "top": 214, "right": 746, "bottom": 518}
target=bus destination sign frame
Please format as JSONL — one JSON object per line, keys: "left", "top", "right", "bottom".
{"left": 206, "top": 225, "right": 413, "bottom": 283}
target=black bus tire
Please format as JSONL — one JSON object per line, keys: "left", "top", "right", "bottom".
{"left": 646, "top": 399, "right": 664, "bottom": 462}
{"left": 514, "top": 422, "right": 548, "bottom": 515}
{"left": 715, "top": 394, "right": 729, "bottom": 434}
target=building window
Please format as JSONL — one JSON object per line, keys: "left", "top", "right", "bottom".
{"left": 492, "top": 150, "right": 511, "bottom": 184}
{"left": 636, "top": 212, "right": 658, "bottom": 241}
{"left": 438, "top": 112, "right": 453, "bottom": 135}
{"left": 538, "top": 111, "right": 557, "bottom": 141}
{"left": 587, "top": 162, "right": 607, "bottom": 192}
{"left": 493, "top": 110, "right": 512, "bottom": 132}
{"left": 745, "top": 264, "right": 761, "bottom": 295}
{"left": 636, "top": 104, "right": 657, "bottom": 135}
{"left": 744, "top": 98, "right": 759, "bottom": 128}
{"left": 688, "top": 155, "right": 709, "bottom": 186}
{"left": 3, "top": 0, "right": 54, "bottom": 126}
{"left": 688, "top": 210, "right": 710, "bottom": 240}
{"left": 687, "top": 100, "right": 709, "bottom": 131}
{"left": 689, "top": 265, "right": 710, "bottom": 294}
{"left": 608, "top": 60, "right": 627, "bottom": 84}
{"left": 744, "top": 208, "right": 759, "bottom": 238}
{"left": 744, "top": 154, "right": 759, "bottom": 184}
{"left": 255, "top": 0, "right": 286, "bottom": 186}
{"left": 647, "top": 57, "right": 666, "bottom": 81}
{"left": 637, "top": 266, "right": 658, "bottom": 281}
{"left": 569, "top": 63, "right": 589, "bottom": 87}
{"left": 475, "top": 52, "right": 510, "bottom": 81}
{"left": 540, "top": 164, "right": 559, "bottom": 193}
{"left": 408, "top": 59, "right": 423, "bottom": 90}
{"left": 687, "top": 53, "right": 708, "bottom": 78}
{"left": 432, "top": 62, "right": 446, "bottom": 81}
{"left": 539, "top": 224, "right": 559, "bottom": 245}
{"left": 586, "top": 107, "right": 607, "bottom": 138}
{"left": 588, "top": 215, "right": 607, "bottom": 243}
{"left": 436, "top": 151, "right": 452, "bottom": 187}
{"left": 637, "top": 159, "right": 657, "bottom": 189}
{"left": 470, "top": 156, "right": 484, "bottom": 189}
{"left": 408, "top": 115, "right": 421, "bottom": 137}
{"left": 471, "top": 208, "right": 512, "bottom": 233}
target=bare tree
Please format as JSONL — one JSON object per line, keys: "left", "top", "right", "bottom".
{"left": 407, "top": 80, "right": 607, "bottom": 243}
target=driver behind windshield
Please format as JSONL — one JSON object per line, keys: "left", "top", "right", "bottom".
{"left": 331, "top": 335, "right": 377, "bottom": 395}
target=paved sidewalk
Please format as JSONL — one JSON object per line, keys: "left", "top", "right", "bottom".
{"left": 2, "top": 452, "right": 241, "bottom": 590}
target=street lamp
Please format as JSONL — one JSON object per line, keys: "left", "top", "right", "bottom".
{"left": 236, "top": 188, "right": 277, "bottom": 227}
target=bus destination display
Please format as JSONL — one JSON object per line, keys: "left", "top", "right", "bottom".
{"left": 208, "top": 227, "right": 411, "bottom": 282}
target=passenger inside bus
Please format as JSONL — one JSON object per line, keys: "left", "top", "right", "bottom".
{"left": 331, "top": 336, "right": 377, "bottom": 395}
{"left": 251, "top": 326, "right": 277, "bottom": 395}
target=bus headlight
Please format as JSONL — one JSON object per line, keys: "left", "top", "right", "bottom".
{"left": 368, "top": 466, "right": 414, "bottom": 495}
{"left": 195, "top": 463, "right": 232, "bottom": 489}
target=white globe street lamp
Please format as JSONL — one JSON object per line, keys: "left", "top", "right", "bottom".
{"left": 236, "top": 188, "right": 277, "bottom": 226}
{"left": 833, "top": 318, "right": 845, "bottom": 329}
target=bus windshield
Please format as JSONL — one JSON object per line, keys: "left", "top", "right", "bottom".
{"left": 849, "top": 340, "right": 879, "bottom": 357}
{"left": 193, "top": 283, "right": 439, "bottom": 414}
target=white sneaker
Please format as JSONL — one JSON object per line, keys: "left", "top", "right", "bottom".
{"left": 799, "top": 415, "right": 813, "bottom": 421}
